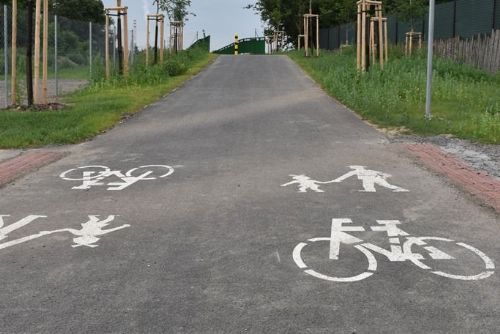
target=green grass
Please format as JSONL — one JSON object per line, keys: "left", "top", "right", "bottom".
{"left": 0, "top": 50, "right": 216, "bottom": 148}
{"left": 289, "top": 47, "right": 500, "bottom": 144}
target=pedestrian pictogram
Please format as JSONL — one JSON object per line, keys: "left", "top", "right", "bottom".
{"left": 281, "top": 166, "right": 409, "bottom": 193}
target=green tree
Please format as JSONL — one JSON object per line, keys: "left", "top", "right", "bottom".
{"left": 155, "top": 0, "right": 193, "bottom": 21}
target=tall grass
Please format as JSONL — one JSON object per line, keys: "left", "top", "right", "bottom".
{"left": 290, "top": 47, "right": 500, "bottom": 144}
{"left": 0, "top": 48, "right": 215, "bottom": 148}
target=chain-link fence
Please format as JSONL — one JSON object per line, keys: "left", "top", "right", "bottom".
{"left": 0, "top": 4, "right": 141, "bottom": 108}
{"left": 320, "top": 0, "right": 500, "bottom": 51}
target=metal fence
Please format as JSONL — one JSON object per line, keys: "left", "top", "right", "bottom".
{"left": 0, "top": 5, "right": 139, "bottom": 107}
{"left": 320, "top": 0, "right": 500, "bottom": 49}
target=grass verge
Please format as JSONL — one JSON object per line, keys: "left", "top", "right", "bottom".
{"left": 0, "top": 51, "right": 216, "bottom": 149}
{"left": 289, "top": 47, "right": 499, "bottom": 144}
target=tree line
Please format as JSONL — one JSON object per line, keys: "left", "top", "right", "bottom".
{"left": 247, "top": 0, "right": 452, "bottom": 43}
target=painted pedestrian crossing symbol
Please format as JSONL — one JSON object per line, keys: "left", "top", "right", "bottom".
{"left": 281, "top": 166, "right": 409, "bottom": 193}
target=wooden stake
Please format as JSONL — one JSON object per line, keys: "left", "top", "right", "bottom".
{"left": 370, "top": 19, "right": 375, "bottom": 62}
{"left": 316, "top": 15, "right": 319, "bottom": 56}
{"left": 377, "top": 4, "right": 384, "bottom": 68}
{"left": 384, "top": 19, "right": 388, "bottom": 62}
{"left": 42, "top": 0, "right": 48, "bottom": 104}
{"left": 146, "top": 15, "right": 150, "bottom": 66}
{"left": 361, "top": 1, "right": 366, "bottom": 70}
{"left": 123, "top": 8, "right": 129, "bottom": 76}
{"left": 105, "top": 12, "right": 110, "bottom": 79}
{"left": 34, "top": 0, "right": 41, "bottom": 103}
{"left": 160, "top": 17, "right": 164, "bottom": 63}
{"left": 357, "top": 4, "right": 361, "bottom": 70}
{"left": 11, "top": 0, "right": 17, "bottom": 106}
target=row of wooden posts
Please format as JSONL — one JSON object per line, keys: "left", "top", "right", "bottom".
{"left": 8, "top": 0, "right": 185, "bottom": 105}
{"left": 10, "top": 0, "right": 50, "bottom": 105}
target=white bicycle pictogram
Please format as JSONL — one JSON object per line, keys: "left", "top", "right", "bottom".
{"left": 60, "top": 165, "right": 175, "bottom": 191}
{"left": 293, "top": 218, "right": 495, "bottom": 282}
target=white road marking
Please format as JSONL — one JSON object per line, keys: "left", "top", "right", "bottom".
{"left": 281, "top": 166, "right": 409, "bottom": 193}
{"left": 60, "top": 165, "right": 175, "bottom": 191}
{"left": 293, "top": 218, "right": 495, "bottom": 282}
{"left": 0, "top": 214, "right": 129, "bottom": 251}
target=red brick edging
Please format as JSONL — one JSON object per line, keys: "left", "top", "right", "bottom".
{"left": 0, "top": 151, "right": 66, "bottom": 188}
{"left": 405, "top": 144, "right": 500, "bottom": 213}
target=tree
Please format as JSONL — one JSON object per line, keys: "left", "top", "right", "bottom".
{"left": 155, "top": 0, "right": 193, "bottom": 21}
{"left": 392, "top": 0, "right": 426, "bottom": 28}
{"left": 247, "top": 0, "right": 452, "bottom": 46}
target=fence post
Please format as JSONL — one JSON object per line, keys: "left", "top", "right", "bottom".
{"left": 394, "top": 19, "right": 398, "bottom": 45}
{"left": 452, "top": 0, "right": 457, "bottom": 38}
{"left": 4, "top": 5, "right": 9, "bottom": 108}
{"left": 89, "top": 22, "right": 92, "bottom": 79}
{"left": 425, "top": 0, "right": 436, "bottom": 120}
{"left": 493, "top": 0, "right": 497, "bottom": 30}
{"left": 54, "top": 14, "right": 58, "bottom": 97}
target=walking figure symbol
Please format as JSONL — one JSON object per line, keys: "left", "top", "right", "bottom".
{"left": 0, "top": 215, "right": 129, "bottom": 251}
{"left": 281, "top": 166, "right": 409, "bottom": 193}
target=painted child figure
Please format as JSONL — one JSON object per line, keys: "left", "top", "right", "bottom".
{"left": 281, "top": 174, "right": 325, "bottom": 193}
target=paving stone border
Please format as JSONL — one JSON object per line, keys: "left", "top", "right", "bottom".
{"left": 405, "top": 143, "right": 500, "bottom": 213}
{"left": 0, "top": 151, "right": 66, "bottom": 188}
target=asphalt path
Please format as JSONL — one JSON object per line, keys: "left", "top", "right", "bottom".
{"left": 0, "top": 55, "right": 498, "bottom": 333}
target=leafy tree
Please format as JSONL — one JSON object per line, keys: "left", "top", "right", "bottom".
{"left": 155, "top": 0, "right": 193, "bottom": 21}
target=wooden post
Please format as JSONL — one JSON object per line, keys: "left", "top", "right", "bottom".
{"left": 146, "top": 15, "right": 150, "bottom": 66}
{"left": 361, "top": 1, "right": 366, "bottom": 70}
{"left": 370, "top": 19, "right": 375, "bottom": 62}
{"left": 42, "top": 0, "right": 48, "bottom": 104}
{"left": 384, "top": 18, "right": 388, "bottom": 62}
{"left": 11, "top": 0, "right": 17, "bottom": 106}
{"left": 160, "top": 17, "right": 165, "bottom": 63}
{"left": 105, "top": 12, "right": 110, "bottom": 79}
{"left": 357, "top": 3, "right": 361, "bottom": 70}
{"left": 34, "top": 0, "right": 41, "bottom": 104}
{"left": 316, "top": 15, "right": 319, "bottom": 56}
{"left": 123, "top": 7, "right": 129, "bottom": 76}
{"left": 377, "top": 4, "right": 384, "bottom": 68}
{"left": 304, "top": 16, "right": 309, "bottom": 56}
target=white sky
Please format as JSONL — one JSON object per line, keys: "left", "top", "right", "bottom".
{"left": 102, "top": 0, "right": 264, "bottom": 51}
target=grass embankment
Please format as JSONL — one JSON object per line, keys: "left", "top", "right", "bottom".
{"left": 0, "top": 49, "right": 216, "bottom": 149}
{"left": 289, "top": 48, "right": 500, "bottom": 144}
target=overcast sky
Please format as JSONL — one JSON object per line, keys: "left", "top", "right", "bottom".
{"left": 102, "top": 0, "right": 264, "bottom": 51}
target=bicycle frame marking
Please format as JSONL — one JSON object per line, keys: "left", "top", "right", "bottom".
{"left": 59, "top": 165, "right": 175, "bottom": 191}
{"left": 293, "top": 218, "right": 495, "bottom": 282}
{"left": 0, "top": 214, "right": 129, "bottom": 251}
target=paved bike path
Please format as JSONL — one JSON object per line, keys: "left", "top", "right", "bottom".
{"left": 0, "top": 55, "right": 498, "bottom": 333}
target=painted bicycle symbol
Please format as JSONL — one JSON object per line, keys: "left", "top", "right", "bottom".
{"left": 293, "top": 218, "right": 495, "bottom": 282}
{"left": 60, "top": 165, "right": 175, "bottom": 191}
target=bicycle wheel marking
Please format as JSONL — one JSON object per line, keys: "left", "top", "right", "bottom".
{"left": 59, "top": 164, "right": 176, "bottom": 191}
{"left": 293, "top": 218, "right": 495, "bottom": 283}
{"left": 293, "top": 238, "right": 377, "bottom": 283}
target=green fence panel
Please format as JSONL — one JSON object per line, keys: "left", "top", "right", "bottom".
{"left": 494, "top": 0, "right": 500, "bottom": 29}
{"left": 434, "top": 1, "right": 455, "bottom": 39}
{"left": 213, "top": 37, "right": 265, "bottom": 55}
{"left": 320, "top": 28, "right": 329, "bottom": 49}
{"left": 456, "top": 0, "right": 495, "bottom": 38}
